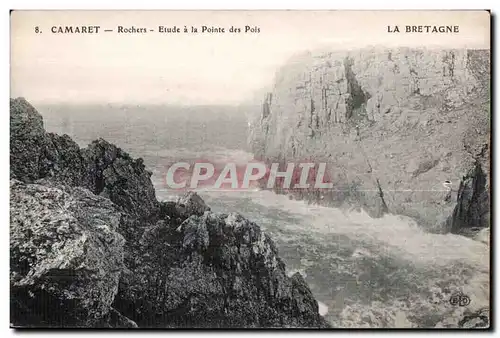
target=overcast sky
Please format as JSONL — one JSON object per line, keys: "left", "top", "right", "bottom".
{"left": 11, "top": 10, "right": 490, "bottom": 105}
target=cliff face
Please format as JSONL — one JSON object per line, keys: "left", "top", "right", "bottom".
{"left": 10, "top": 98, "right": 327, "bottom": 328}
{"left": 249, "top": 48, "right": 490, "bottom": 234}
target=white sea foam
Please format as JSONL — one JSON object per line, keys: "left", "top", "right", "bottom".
{"left": 153, "top": 149, "right": 489, "bottom": 328}
{"left": 318, "top": 301, "right": 329, "bottom": 316}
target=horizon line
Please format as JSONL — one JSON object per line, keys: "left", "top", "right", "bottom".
{"left": 10, "top": 97, "right": 264, "bottom": 107}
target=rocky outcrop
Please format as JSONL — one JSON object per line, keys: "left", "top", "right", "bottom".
{"left": 447, "top": 162, "right": 490, "bottom": 235}
{"left": 10, "top": 98, "right": 327, "bottom": 328}
{"left": 10, "top": 179, "right": 125, "bottom": 327}
{"left": 45, "top": 133, "right": 89, "bottom": 187}
{"left": 249, "top": 48, "right": 490, "bottom": 234}
{"left": 10, "top": 98, "right": 88, "bottom": 186}
{"left": 169, "top": 191, "right": 211, "bottom": 219}
{"left": 114, "top": 209, "right": 326, "bottom": 328}
{"left": 10, "top": 98, "right": 56, "bottom": 182}
{"left": 83, "top": 139, "right": 159, "bottom": 220}
{"left": 458, "top": 308, "right": 490, "bottom": 328}
{"left": 10, "top": 98, "right": 160, "bottom": 221}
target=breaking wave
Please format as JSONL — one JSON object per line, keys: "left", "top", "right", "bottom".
{"left": 153, "top": 148, "right": 489, "bottom": 328}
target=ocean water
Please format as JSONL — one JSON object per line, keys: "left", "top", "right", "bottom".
{"left": 39, "top": 104, "right": 489, "bottom": 328}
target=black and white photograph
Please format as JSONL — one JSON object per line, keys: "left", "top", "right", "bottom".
{"left": 9, "top": 10, "right": 491, "bottom": 329}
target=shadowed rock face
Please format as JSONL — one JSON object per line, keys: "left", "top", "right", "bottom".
{"left": 10, "top": 98, "right": 56, "bottom": 182}
{"left": 115, "top": 210, "right": 326, "bottom": 328}
{"left": 10, "top": 179, "right": 125, "bottom": 327}
{"left": 458, "top": 308, "right": 489, "bottom": 328}
{"left": 10, "top": 98, "right": 160, "bottom": 221}
{"left": 447, "top": 163, "right": 490, "bottom": 235}
{"left": 249, "top": 48, "right": 490, "bottom": 235}
{"left": 83, "top": 138, "right": 159, "bottom": 220}
{"left": 10, "top": 97, "right": 328, "bottom": 328}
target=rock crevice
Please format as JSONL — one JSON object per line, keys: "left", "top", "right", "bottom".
{"left": 249, "top": 47, "right": 490, "bottom": 234}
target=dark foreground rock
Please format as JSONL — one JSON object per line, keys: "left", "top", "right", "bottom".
{"left": 83, "top": 138, "right": 159, "bottom": 220}
{"left": 10, "top": 98, "right": 159, "bottom": 220}
{"left": 115, "top": 211, "right": 325, "bottom": 328}
{"left": 458, "top": 308, "right": 490, "bottom": 329}
{"left": 10, "top": 98, "right": 328, "bottom": 328}
{"left": 10, "top": 179, "right": 125, "bottom": 327}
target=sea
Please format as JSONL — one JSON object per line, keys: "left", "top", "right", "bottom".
{"left": 38, "top": 103, "right": 490, "bottom": 328}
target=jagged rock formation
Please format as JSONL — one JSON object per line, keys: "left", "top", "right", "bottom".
{"left": 249, "top": 47, "right": 490, "bottom": 234}
{"left": 458, "top": 308, "right": 490, "bottom": 328}
{"left": 115, "top": 207, "right": 324, "bottom": 328}
{"left": 447, "top": 163, "right": 490, "bottom": 235}
{"left": 10, "top": 179, "right": 125, "bottom": 328}
{"left": 10, "top": 98, "right": 327, "bottom": 328}
{"left": 83, "top": 139, "right": 159, "bottom": 220}
{"left": 10, "top": 98, "right": 159, "bottom": 220}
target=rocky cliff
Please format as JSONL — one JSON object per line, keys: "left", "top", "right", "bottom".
{"left": 249, "top": 47, "right": 490, "bottom": 235}
{"left": 10, "top": 98, "right": 328, "bottom": 328}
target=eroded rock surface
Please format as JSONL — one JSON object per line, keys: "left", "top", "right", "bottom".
{"left": 10, "top": 179, "right": 125, "bottom": 327}
{"left": 249, "top": 48, "right": 490, "bottom": 234}
{"left": 115, "top": 209, "right": 327, "bottom": 328}
{"left": 83, "top": 138, "right": 159, "bottom": 220}
{"left": 10, "top": 97, "right": 327, "bottom": 328}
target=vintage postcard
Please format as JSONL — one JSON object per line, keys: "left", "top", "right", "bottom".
{"left": 10, "top": 10, "right": 491, "bottom": 329}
